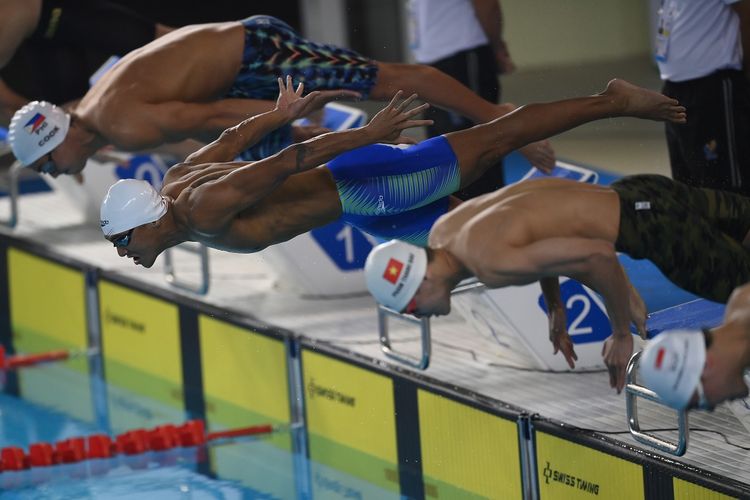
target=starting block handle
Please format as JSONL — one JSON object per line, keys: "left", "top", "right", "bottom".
{"left": 625, "top": 350, "right": 689, "bottom": 456}
{"left": 163, "top": 242, "right": 210, "bottom": 295}
{"left": 374, "top": 279, "right": 483, "bottom": 370}
{"left": 377, "top": 305, "right": 431, "bottom": 370}
{"left": 0, "top": 160, "right": 22, "bottom": 228}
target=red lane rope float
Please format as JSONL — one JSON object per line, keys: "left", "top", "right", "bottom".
{"left": 0, "top": 345, "right": 98, "bottom": 370}
{"left": 0, "top": 345, "right": 71, "bottom": 370}
{"left": 0, "top": 419, "right": 278, "bottom": 472}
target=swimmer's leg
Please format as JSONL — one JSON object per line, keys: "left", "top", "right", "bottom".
{"left": 689, "top": 185, "right": 750, "bottom": 250}
{"left": 370, "top": 62, "right": 510, "bottom": 124}
{"left": 651, "top": 211, "right": 750, "bottom": 303}
{"left": 444, "top": 79, "right": 686, "bottom": 188}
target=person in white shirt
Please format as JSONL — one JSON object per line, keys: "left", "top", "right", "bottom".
{"left": 408, "top": 0, "right": 533, "bottom": 200}
{"left": 656, "top": 0, "right": 750, "bottom": 195}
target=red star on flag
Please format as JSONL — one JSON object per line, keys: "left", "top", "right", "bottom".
{"left": 383, "top": 258, "right": 404, "bottom": 284}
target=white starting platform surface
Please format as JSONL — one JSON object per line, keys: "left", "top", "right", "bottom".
{"left": 2, "top": 134, "right": 750, "bottom": 495}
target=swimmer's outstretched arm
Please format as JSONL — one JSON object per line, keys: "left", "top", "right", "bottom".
{"left": 185, "top": 91, "right": 432, "bottom": 228}
{"left": 185, "top": 77, "right": 361, "bottom": 165}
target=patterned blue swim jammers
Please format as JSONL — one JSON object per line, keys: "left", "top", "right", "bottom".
{"left": 227, "top": 15, "right": 379, "bottom": 100}
{"left": 327, "top": 136, "right": 461, "bottom": 246}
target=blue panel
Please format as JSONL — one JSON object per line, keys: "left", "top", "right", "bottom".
{"left": 537, "top": 280, "right": 612, "bottom": 344}
{"left": 310, "top": 221, "right": 375, "bottom": 270}
{"left": 646, "top": 299, "right": 725, "bottom": 338}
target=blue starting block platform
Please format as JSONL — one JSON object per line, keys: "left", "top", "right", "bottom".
{"left": 645, "top": 299, "right": 725, "bottom": 337}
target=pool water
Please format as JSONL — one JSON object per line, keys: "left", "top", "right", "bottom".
{"left": 0, "top": 359, "right": 399, "bottom": 499}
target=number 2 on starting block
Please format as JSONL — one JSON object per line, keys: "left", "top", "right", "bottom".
{"left": 537, "top": 279, "right": 611, "bottom": 344}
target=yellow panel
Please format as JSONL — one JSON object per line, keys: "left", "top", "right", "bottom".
{"left": 199, "top": 315, "right": 290, "bottom": 424}
{"left": 8, "top": 248, "right": 87, "bottom": 350}
{"left": 302, "top": 349, "right": 399, "bottom": 492}
{"left": 98, "top": 280, "right": 182, "bottom": 407}
{"left": 673, "top": 478, "right": 736, "bottom": 500}
{"left": 7, "top": 249, "right": 92, "bottom": 421}
{"left": 418, "top": 390, "right": 522, "bottom": 499}
{"left": 536, "top": 432, "right": 644, "bottom": 499}
{"left": 303, "top": 349, "right": 397, "bottom": 462}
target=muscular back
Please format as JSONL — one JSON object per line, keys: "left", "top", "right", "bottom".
{"left": 430, "top": 178, "right": 621, "bottom": 270}
{"left": 75, "top": 21, "right": 246, "bottom": 146}
{"left": 162, "top": 162, "right": 342, "bottom": 252}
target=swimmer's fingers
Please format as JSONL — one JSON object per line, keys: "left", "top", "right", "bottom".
{"left": 399, "top": 119, "right": 433, "bottom": 130}
{"left": 277, "top": 77, "right": 285, "bottom": 95}
{"left": 552, "top": 331, "right": 578, "bottom": 370}
{"left": 519, "top": 141, "right": 556, "bottom": 174}
{"left": 385, "top": 90, "right": 405, "bottom": 110}
{"left": 602, "top": 334, "right": 633, "bottom": 394}
{"left": 560, "top": 341, "right": 578, "bottom": 370}
{"left": 397, "top": 102, "right": 430, "bottom": 121}
{"left": 394, "top": 93, "right": 419, "bottom": 113}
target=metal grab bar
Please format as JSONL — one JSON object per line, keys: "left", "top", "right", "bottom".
{"left": 0, "top": 160, "right": 21, "bottom": 228}
{"left": 163, "top": 242, "right": 210, "bottom": 295}
{"left": 377, "top": 305, "right": 431, "bottom": 370}
{"left": 625, "top": 350, "right": 689, "bottom": 456}
{"left": 375, "top": 279, "right": 484, "bottom": 370}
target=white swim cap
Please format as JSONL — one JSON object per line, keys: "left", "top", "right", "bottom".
{"left": 639, "top": 329, "right": 706, "bottom": 410}
{"left": 100, "top": 179, "right": 167, "bottom": 237}
{"left": 364, "top": 240, "right": 427, "bottom": 312}
{"left": 8, "top": 101, "right": 71, "bottom": 166}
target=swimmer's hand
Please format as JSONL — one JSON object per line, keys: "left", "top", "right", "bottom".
{"left": 275, "top": 76, "right": 361, "bottom": 121}
{"left": 602, "top": 333, "right": 634, "bottom": 393}
{"left": 548, "top": 306, "right": 577, "bottom": 369}
{"left": 519, "top": 139, "right": 555, "bottom": 174}
{"left": 365, "top": 91, "right": 434, "bottom": 144}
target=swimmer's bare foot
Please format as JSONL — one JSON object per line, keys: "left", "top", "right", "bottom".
{"left": 603, "top": 78, "right": 687, "bottom": 124}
